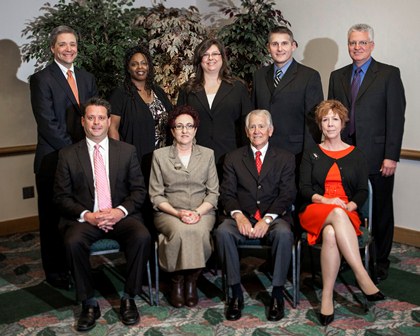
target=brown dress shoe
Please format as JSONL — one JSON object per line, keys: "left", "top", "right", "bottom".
{"left": 170, "top": 272, "right": 184, "bottom": 308}
{"left": 184, "top": 269, "right": 202, "bottom": 307}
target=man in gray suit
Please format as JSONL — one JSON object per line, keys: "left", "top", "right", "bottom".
{"left": 54, "top": 97, "right": 151, "bottom": 331}
{"left": 328, "top": 23, "right": 406, "bottom": 282}
{"left": 215, "top": 110, "right": 296, "bottom": 322}
{"left": 252, "top": 26, "right": 323, "bottom": 158}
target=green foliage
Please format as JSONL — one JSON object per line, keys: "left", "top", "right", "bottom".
{"left": 134, "top": 4, "right": 208, "bottom": 102}
{"left": 21, "top": 0, "right": 147, "bottom": 97}
{"left": 217, "top": 0, "right": 290, "bottom": 87}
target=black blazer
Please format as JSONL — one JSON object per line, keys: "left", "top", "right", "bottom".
{"left": 221, "top": 144, "right": 296, "bottom": 222}
{"left": 252, "top": 59, "right": 324, "bottom": 155}
{"left": 54, "top": 138, "right": 146, "bottom": 223}
{"left": 30, "top": 62, "right": 98, "bottom": 173}
{"left": 328, "top": 58, "right": 406, "bottom": 174}
{"left": 298, "top": 145, "right": 368, "bottom": 213}
{"left": 177, "top": 80, "right": 253, "bottom": 165}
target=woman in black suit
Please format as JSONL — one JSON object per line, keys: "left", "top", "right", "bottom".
{"left": 109, "top": 45, "right": 172, "bottom": 183}
{"left": 177, "top": 39, "right": 253, "bottom": 176}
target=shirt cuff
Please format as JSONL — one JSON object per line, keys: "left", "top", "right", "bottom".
{"left": 117, "top": 205, "right": 128, "bottom": 218}
{"left": 78, "top": 210, "right": 90, "bottom": 222}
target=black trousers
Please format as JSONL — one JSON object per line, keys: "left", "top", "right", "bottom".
{"left": 36, "top": 151, "right": 68, "bottom": 277}
{"left": 60, "top": 216, "right": 151, "bottom": 302}
{"left": 369, "top": 173, "right": 395, "bottom": 270}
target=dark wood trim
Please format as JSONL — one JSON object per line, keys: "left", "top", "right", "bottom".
{"left": 394, "top": 226, "right": 420, "bottom": 248}
{"left": 0, "top": 144, "right": 36, "bottom": 157}
{"left": 0, "top": 216, "right": 39, "bottom": 236}
{"left": 400, "top": 149, "right": 420, "bottom": 161}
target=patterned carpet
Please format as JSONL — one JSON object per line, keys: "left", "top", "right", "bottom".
{"left": 0, "top": 232, "right": 419, "bottom": 335}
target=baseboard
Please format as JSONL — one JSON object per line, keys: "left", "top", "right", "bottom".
{"left": 0, "top": 216, "right": 39, "bottom": 236}
{"left": 394, "top": 226, "right": 420, "bottom": 248}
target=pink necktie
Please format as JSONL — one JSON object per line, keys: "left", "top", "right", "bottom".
{"left": 254, "top": 151, "right": 262, "bottom": 220}
{"left": 67, "top": 70, "right": 80, "bottom": 105}
{"left": 94, "top": 144, "right": 112, "bottom": 210}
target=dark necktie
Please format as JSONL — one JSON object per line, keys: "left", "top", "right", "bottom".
{"left": 274, "top": 69, "right": 283, "bottom": 88}
{"left": 254, "top": 151, "right": 262, "bottom": 220}
{"left": 349, "top": 67, "right": 362, "bottom": 136}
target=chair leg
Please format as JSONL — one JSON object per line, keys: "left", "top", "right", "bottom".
{"left": 146, "top": 260, "right": 153, "bottom": 305}
{"left": 154, "top": 241, "right": 159, "bottom": 306}
{"left": 292, "top": 243, "right": 297, "bottom": 308}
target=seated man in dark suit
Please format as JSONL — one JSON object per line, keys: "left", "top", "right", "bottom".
{"left": 54, "top": 97, "right": 151, "bottom": 332}
{"left": 214, "top": 109, "right": 296, "bottom": 322}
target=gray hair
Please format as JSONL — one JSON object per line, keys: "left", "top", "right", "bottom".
{"left": 245, "top": 109, "right": 273, "bottom": 129}
{"left": 49, "top": 25, "right": 78, "bottom": 47}
{"left": 348, "top": 23, "right": 374, "bottom": 41}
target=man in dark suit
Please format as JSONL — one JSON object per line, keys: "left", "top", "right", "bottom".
{"left": 214, "top": 109, "right": 296, "bottom": 321}
{"left": 328, "top": 23, "right": 406, "bottom": 282}
{"left": 54, "top": 97, "right": 151, "bottom": 331}
{"left": 252, "top": 26, "right": 323, "bottom": 157}
{"left": 30, "top": 25, "right": 98, "bottom": 289}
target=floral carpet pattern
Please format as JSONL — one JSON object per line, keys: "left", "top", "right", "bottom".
{"left": 0, "top": 232, "right": 419, "bottom": 335}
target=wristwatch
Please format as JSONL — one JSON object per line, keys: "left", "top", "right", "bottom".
{"left": 263, "top": 216, "right": 273, "bottom": 225}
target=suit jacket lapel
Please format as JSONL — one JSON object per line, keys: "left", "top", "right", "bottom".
{"left": 259, "top": 144, "right": 276, "bottom": 181}
{"left": 211, "top": 81, "right": 233, "bottom": 111}
{"left": 357, "top": 58, "right": 378, "bottom": 100}
{"left": 77, "top": 140, "right": 95, "bottom": 198}
{"left": 194, "top": 90, "right": 212, "bottom": 117}
{"left": 264, "top": 64, "right": 275, "bottom": 95}
{"left": 242, "top": 147, "right": 259, "bottom": 181}
{"left": 108, "top": 139, "right": 120, "bottom": 202}
{"left": 274, "top": 59, "right": 297, "bottom": 92}
{"left": 339, "top": 64, "right": 353, "bottom": 105}
{"left": 50, "top": 62, "right": 80, "bottom": 111}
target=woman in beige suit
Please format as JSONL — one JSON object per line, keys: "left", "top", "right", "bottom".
{"left": 149, "top": 105, "right": 219, "bottom": 308}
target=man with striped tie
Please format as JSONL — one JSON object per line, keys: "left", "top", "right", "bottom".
{"left": 54, "top": 97, "right": 151, "bottom": 331}
{"left": 252, "top": 26, "right": 323, "bottom": 160}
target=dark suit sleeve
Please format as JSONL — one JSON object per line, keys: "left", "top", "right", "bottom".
{"left": 30, "top": 72, "right": 73, "bottom": 150}
{"left": 117, "top": 146, "right": 147, "bottom": 214}
{"left": 54, "top": 148, "right": 88, "bottom": 218}
{"left": 385, "top": 68, "right": 405, "bottom": 161}
{"left": 266, "top": 151, "right": 296, "bottom": 216}
{"left": 304, "top": 71, "right": 324, "bottom": 148}
{"left": 220, "top": 152, "right": 242, "bottom": 214}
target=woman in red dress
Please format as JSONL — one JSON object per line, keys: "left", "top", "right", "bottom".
{"left": 299, "top": 100, "right": 384, "bottom": 326}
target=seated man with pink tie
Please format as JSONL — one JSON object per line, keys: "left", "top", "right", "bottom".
{"left": 214, "top": 109, "right": 296, "bottom": 322}
{"left": 54, "top": 97, "right": 151, "bottom": 332}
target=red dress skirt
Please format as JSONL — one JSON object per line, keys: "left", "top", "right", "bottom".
{"left": 299, "top": 146, "right": 362, "bottom": 245}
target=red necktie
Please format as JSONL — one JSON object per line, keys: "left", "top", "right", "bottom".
{"left": 254, "top": 151, "right": 262, "bottom": 220}
{"left": 67, "top": 69, "right": 80, "bottom": 105}
{"left": 94, "top": 144, "right": 112, "bottom": 210}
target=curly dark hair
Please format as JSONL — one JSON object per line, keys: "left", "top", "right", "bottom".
{"left": 185, "top": 38, "right": 235, "bottom": 93}
{"left": 123, "top": 45, "right": 155, "bottom": 98}
{"left": 168, "top": 105, "right": 200, "bottom": 129}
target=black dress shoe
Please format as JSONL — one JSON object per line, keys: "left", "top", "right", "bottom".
{"left": 77, "top": 304, "right": 100, "bottom": 332}
{"left": 376, "top": 267, "right": 389, "bottom": 282}
{"left": 267, "top": 297, "right": 285, "bottom": 321}
{"left": 225, "top": 297, "right": 244, "bottom": 321}
{"left": 319, "top": 312, "right": 334, "bottom": 326}
{"left": 45, "top": 273, "right": 72, "bottom": 290}
{"left": 120, "top": 298, "right": 140, "bottom": 325}
{"left": 363, "top": 290, "right": 385, "bottom": 302}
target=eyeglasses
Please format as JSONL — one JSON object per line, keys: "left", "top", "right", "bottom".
{"left": 202, "top": 52, "right": 221, "bottom": 60}
{"left": 173, "top": 123, "right": 195, "bottom": 131}
{"left": 348, "top": 40, "right": 373, "bottom": 47}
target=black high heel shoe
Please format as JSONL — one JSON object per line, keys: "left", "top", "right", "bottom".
{"left": 363, "top": 290, "right": 385, "bottom": 302}
{"left": 320, "top": 312, "right": 334, "bottom": 326}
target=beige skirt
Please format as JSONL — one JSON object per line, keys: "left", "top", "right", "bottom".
{"left": 154, "top": 212, "right": 215, "bottom": 272}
